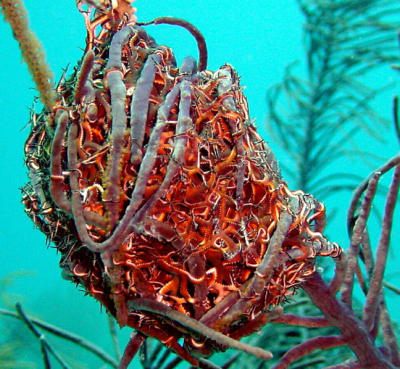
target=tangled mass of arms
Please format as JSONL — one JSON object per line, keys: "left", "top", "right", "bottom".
{"left": 6, "top": 0, "right": 362, "bottom": 367}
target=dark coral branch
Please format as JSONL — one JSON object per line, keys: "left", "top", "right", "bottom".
{"left": 15, "top": 303, "right": 72, "bottom": 369}
{"left": 363, "top": 165, "right": 400, "bottom": 330}
{"left": 271, "top": 313, "right": 330, "bottom": 328}
{"left": 324, "top": 363, "right": 363, "bottom": 369}
{"left": 108, "top": 314, "right": 121, "bottom": 361}
{"left": 220, "top": 353, "right": 240, "bottom": 369}
{"left": 151, "top": 344, "right": 172, "bottom": 369}
{"left": 379, "top": 299, "right": 400, "bottom": 367}
{"left": 40, "top": 337, "right": 51, "bottom": 369}
{"left": 163, "top": 356, "right": 183, "bottom": 369}
{"left": 341, "top": 172, "right": 380, "bottom": 305}
{"left": 361, "top": 231, "right": 374, "bottom": 279}
{"left": 354, "top": 259, "right": 368, "bottom": 295}
{"left": 383, "top": 281, "right": 400, "bottom": 295}
{"left": 303, "top": 272, "right": 398, "bottom": 369}
{"left": 393, "top": 96, "right": 400, "bottom": 146}
{"left": 347, "top": 153, "right": 400, "bottom": 235}
{"left": 197, "top": 358, "right": 223, "bottom": 369}
{"left": 328, "top": 252, "right": 347, "bottom": 295}
{"left": 119, "top": 332, "right": 145, "bottom": 369}
{"left": 272, "top": 335, "right": 345, "bottom": 369}
{"left": 0, "top": 306, "right": 118, "bottom": 367}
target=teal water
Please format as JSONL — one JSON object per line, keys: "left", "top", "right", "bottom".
{"left": 0, "top": 1, "right": 399, "bottom": 368}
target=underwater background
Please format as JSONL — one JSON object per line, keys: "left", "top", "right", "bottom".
{"left": 0, "top": 0, "right": 399, "bottom": 367}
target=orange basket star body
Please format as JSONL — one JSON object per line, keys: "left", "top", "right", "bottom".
{"left": 22, "top": 3, "right": 341, "bottom": 363}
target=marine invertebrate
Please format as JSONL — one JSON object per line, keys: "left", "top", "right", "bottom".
{"left": 2, "top": 1, "right": 399, "bottom": 368}
{"left": 19, "top": 0, "right": 341, "bottom": 364}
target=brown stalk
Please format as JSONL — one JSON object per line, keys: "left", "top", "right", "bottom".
{"left": 1, "top": 0, "right": 56, "bottom": 110}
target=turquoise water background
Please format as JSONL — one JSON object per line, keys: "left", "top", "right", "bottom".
{"left": 0, "top": 1, "right": 399, "bottom": 367}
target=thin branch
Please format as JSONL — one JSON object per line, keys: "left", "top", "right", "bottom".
{"left": 221, "top": 354, "right": 241, "bottom": 369}
{"left": 162, "top": 356, "right": 182, "bottom": 369}
{"left": 379, "top": 299, "right": 400, "bottom": 367}
{"left": 360, "top": 231, "right": 374, "bottom": 279}
{"left": 39, "top": 336, "right": 51, "bottom": 369}
{"left": 148, "top": 340, "right": 164, "bottom": 368}
{"left": 119, "top": 332, "right": 145, "bottom": 369}
{"left": 16, "top": 303, "right": 71, "bottom": 369}
{"left": 108, "top": 314, "right": 121, "bottom": 362}
{"left": 363, "top": 165, "right": 400, "bottom": 330}
{"left": 341, "top": 171, "right": 380, "bottom": 304}
{"left": 272, "top": 335, "right": 345, "bottom": 369}
{"left": 197, "top": 358, "right": 223, "bottom": 369}
{"left": 153, "top": 346, "right": 172, "bottom": 369}
{"left": 0, "top": 306, "right": 118, "bottom": 367}
{"left": 271, "top": 314, "right": 330, "bottom": 328}
{"left": 393, "top": 96, "right": 400, "bottom": 145}
{"left": 354, "top": 259, "right": 368, "bottom": 295}
{"left": 347, "top": 153, "right": 400, "bottom": 234}
{"left": 324, "top": 362, "right": 363, "bottom": 369}
{"left": 139, "top": 339, "right": 148, "bottom": 369}
{"left": 303, "top": 272, "right": 397, "bottom": 369}
{"left": 291, "top": 357, "right": 326, "bottom": 369}
{"left": 329, "top": 252, "right": 347, "bottom": 295}
{"left": 383, "top": 280, "right": 400, "bottom": 295}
